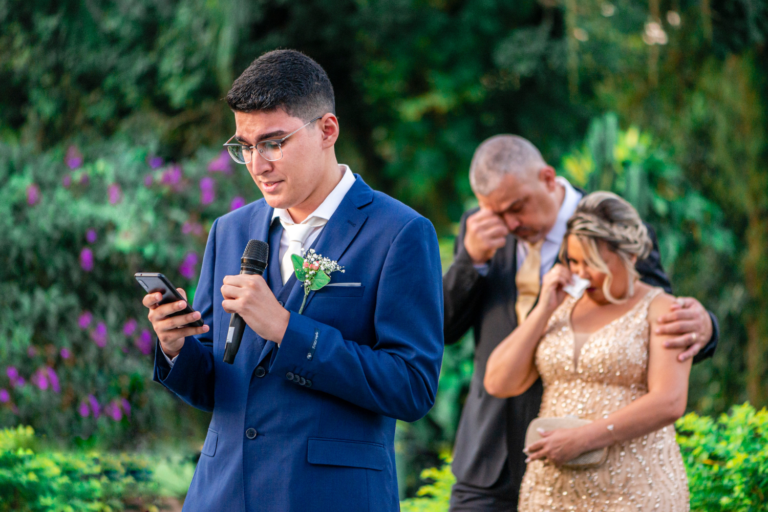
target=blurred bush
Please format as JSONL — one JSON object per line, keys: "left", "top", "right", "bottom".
{"left": 0, "top": 141, "right": 258, "bottom": 447}
{"left": 403, "top": 403, "right": 768, "bottom": 511}
{"left": 0, "top": 425, "right": 171, "bottom": 511}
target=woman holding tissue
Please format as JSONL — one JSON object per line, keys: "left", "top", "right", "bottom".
{"left": 484, "top": 191, "right": 691, "bottom": 511}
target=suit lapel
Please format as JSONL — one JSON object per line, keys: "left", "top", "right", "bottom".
{"left": 282, "top": 180, "right": 371, "bottom": 315}
{"left": 256, "top": 175, "right": 373, "bottom": 368}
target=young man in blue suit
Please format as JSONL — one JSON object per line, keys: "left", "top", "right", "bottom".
{"left": 141, "top": 49, "right": 444, "bottom": 511}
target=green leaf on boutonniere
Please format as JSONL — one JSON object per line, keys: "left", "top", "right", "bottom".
{"left": 291, "top": 254, "right": 307, "bottom": 281}
{"left": 309, "top": 270, "right": 330, "bottom": 290}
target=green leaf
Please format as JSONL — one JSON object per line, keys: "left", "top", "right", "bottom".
{"left": 291, "top": 254, "right": 305, "bottom": 272}
{"left": 309, "top": 270, "right": 330, "bottom": 291}
{"left": 291, "top": 254, "right": 306, "bottom": 281}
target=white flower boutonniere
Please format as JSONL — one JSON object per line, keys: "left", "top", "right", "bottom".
{"left": 291, "top": 249, "right": 345, "bottom": 314}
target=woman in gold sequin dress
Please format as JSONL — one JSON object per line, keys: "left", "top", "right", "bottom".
{"left": 485, "top": 192, "right": 691, "bottom": 512}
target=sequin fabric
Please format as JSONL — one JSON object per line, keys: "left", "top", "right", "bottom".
{"left": 518, "top": 288, "right": 690, "bottom": 511}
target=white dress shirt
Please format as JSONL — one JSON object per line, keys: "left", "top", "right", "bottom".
{"left": 474, "top": 176, "right": 582, "bottom": 277}
{"left": 163, "top": 164, "right": 357, "bottom": 367}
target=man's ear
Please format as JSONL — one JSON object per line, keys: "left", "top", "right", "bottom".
{"left": 319, "top": 114, "right": 339, "bottom": 148}
{"left": 538, "top": 166, "right": 557, "bottom": 190}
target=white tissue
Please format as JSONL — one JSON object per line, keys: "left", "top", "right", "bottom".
{"left": 563, "top": 276, "right": 591, "bottom": 299}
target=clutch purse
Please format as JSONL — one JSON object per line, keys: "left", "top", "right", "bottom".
{"left": 525, "top": 417, "right": 608, "bottom": 469}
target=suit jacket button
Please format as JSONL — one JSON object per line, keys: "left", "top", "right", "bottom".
{"left": 299, "top": 377, "right": 307, "bottom": 386}
{"left": 286, "top": 372, "right": 294, "bottom": 381}
{"left": 255, "top": 367, "right": 266, "bottom": 378}
{"left": 305, "top": 379, "right": 312, "bottom": 388}
{"left": 293, "top": 374, "right": 301, "bottom": 383}
{"left": 245, "top": 428, "right": 258, "bottom": 440}
{"left": 278, "top": 301, "right": 284, "bottom": 307}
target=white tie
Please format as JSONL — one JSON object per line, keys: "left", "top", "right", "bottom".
{"left": 280, "top": 217, "right": 327, "bottom": 285}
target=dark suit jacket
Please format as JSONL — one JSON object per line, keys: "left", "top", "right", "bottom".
{"left": 444, "top": 206, "right": 719, "bottom": 499}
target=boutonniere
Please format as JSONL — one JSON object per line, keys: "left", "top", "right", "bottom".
{"left": 291, "top": 249, "right": 345, "bottom": 314}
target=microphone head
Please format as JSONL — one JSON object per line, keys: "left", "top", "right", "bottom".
{"left": 242, "top": 239, "right": 269, "bottom": 266}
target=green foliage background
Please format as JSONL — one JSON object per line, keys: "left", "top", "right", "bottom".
{"left": 1, "top": 0, "right": 767, "bottom": 500}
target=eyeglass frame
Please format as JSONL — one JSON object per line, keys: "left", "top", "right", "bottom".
{"left": 223, "top": 115, "right": 324, "bottom": 164}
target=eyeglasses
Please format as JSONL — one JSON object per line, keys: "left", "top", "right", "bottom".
{"left": 223, "top": 116, "right": 323, "bottom": 164}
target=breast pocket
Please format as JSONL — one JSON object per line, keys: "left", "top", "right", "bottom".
{"left": 315, "top": 284, "right": 365, "bottom": 298}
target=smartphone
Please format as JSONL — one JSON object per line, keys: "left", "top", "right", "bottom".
{"left": 134, "top": 272, "right": 204, "bottom": 328}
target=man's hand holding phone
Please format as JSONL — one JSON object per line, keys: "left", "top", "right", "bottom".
{"left": 143, "top": 288, "right": 209, "bottom": 358}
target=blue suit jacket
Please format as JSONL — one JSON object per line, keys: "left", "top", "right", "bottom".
{"left": 153, "top": 175, "right": 444, "bottom": 511}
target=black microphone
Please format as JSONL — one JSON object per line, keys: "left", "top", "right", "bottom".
{"left": 223, "top": 240, "right": 269, "bottom": 364}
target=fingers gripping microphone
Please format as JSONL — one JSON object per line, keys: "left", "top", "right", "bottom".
{"left": 223, "top": 240, "right": 269, "bottom": 364}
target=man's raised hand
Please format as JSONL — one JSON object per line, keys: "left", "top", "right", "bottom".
{"left": 221, "top": 274, "right": 290, "bottom": 344}
{"left": 464, "top": 208, "right": 510, "bottom": 264}
{"left": 655, "top": 297, "right": 713, "bottom": 362}
{"left": 143, "top": 288, "right": 209, "bottom": 359}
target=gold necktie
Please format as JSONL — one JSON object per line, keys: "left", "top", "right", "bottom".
{"left": 515, "top": 240, "right": 544, "bottom": 323}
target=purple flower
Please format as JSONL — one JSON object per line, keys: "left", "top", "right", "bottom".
{"left": 207, "top": 151, "right": 232, "bottom": 173}
{"left": 0, "top": 389, "right": 9, "bottom": 403}
{"left": 31, "top": 369, "right": 49, "bottom": 391}
{"left": 230, "top": 196, "right": 246, "bottom": 211}
{"left": 27, "top": 184, "right": 40, "bottom": 206}
{"left": 79, "top": 173, "right": 90, "bottom": 186}
{"left": 108, "top": 183, "right": 122, "bottom": 204}
{"left": 122, "top": 318, "right": 137, "bottom": 336}
{"left": 91, "top": 322, "right": 107, "bottom": 348}
{"left": 88, "top": 394, "right": 101, "bottom": 418}
{"left": 66, "top": 146, "right": 83, "bottom": 170}
{"left": 120, "top": 398, "right": 131, "bottom": 417}
{"left": 14, "top": 377, "right": 25, "bottom": 388}
{"left": 46, "top": 367, "right": 60, "bottom": 393}
{"left": 105, "top": 401, "right": 123, "bottom": 421}
{"left": 27, "top": 346, "right": 37, "bottom": 357}
{"left": 149, "top": 156, "right": 164, "bottom": 169}
{"left": 78, "top": 311, "right": 93, "bottom": 329}
{"left": 86, "top": 229, "right": 97, "bottom": 243}
{"left": 60, "top": 347, "right": 71, "bottom": 359}
{"left": 200, "top": 177, "right": 216, "bottom": 205}
{"left": 80, "top": 248, "right": 94, "bottom": 272}
{"left": 135, "top": 329, "right": 153, "bottom": 355}
{"left": 78, "top": 401, "right": 90, "bottom": 417}
{"left": 144, "top": 174, "right": 154, "bottom": 187}
{"left": 161, "top": 165, "right": 182, "bottom": 186}
{"left": 179, "top": 252, "right": 198, "bottom": 279}
{"left": 62, "top": 175, "right": 72, "bottom": 188}
{"left": 182, "top": 221, "right": 203, "bottom": 236}
{"left": 6, "top": 366, "right": 19, "bottom": 382}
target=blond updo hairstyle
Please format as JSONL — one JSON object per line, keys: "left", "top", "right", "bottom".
{"left": 559, "top": 191, "right": 653, "bottom": 303}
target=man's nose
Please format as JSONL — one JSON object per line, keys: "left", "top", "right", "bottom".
{"left": 502, "top": 214, "right": 520, "bottom": 232}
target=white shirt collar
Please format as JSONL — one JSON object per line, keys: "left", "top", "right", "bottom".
{"left": 271, "top": 164, "right": 356, "bottom": 225}
{"left": 545, "top": 176, "right": 582, "bottom": 244}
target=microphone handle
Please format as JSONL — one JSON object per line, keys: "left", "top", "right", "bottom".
{"left": 222, "top": 264, "right": 265, "bottom": 365}
{"left": 223, "top": 313, "right": 246, "bottom": 364}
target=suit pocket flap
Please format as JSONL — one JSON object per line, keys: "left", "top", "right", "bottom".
{"left": 201, "top": 429, "right": 218, "bottom": 457}
{"left": 307, "top": 438, "right": 386, "bottom": 471}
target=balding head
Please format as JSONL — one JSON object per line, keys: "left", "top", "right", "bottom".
{"left": 469, "top": 135, "right": 548, "bottom": 196}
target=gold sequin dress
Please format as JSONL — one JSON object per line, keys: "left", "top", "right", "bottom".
{"left": 518, "top": 288, "right": 690, "bottom": 511}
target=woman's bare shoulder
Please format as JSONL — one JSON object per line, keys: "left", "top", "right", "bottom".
{"left": 648, "top": 289, "right": 676, "bottom": 325}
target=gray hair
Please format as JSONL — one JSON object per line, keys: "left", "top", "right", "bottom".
{"left": 559, "top": 191, "right": 653, "bottom": 303}
{"left": 469, "top": 135, "right": 548, "bottom": 196}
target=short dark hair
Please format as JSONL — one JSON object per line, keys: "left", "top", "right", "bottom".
{"left": 226, "top": 49, "right": 335, "bottom": 121}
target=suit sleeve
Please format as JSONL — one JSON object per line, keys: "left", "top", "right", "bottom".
{"left": 152, "top": 218, "right": 218, "bottom": 412}
{"left": 267, "top": 216, "right": 444, "bottom": 422}
{"left": 637, "top": 222, "right": 719, "bottom": 363}
{"left": 443, "top": 208, "right": 487, "bottom": 345}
